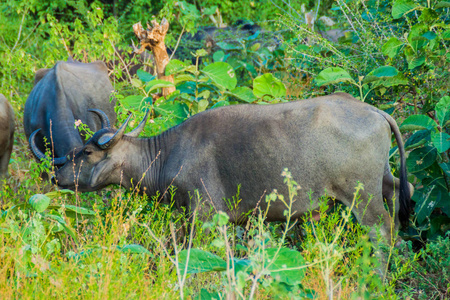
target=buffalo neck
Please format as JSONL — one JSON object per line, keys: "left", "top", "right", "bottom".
{"left": 121, "top": 129, "right": 179, "bottom": 200}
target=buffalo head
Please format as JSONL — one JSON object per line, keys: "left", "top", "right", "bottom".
{"left": 52, "top": 110, "right": 148, "bottom": 191}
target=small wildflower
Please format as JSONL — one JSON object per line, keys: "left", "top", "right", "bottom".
{"left": 75, "top": 119, "right": 82, "bottom": 127}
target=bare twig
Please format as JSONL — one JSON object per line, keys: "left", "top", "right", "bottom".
{"left": 169, "top": 24, "right": 185, "bottom": 61}
{"left": 109, "top": 40, "right": 133, "bottom": 84}
{"left": 11, "top": 9, "right": 27, "bottom": 53}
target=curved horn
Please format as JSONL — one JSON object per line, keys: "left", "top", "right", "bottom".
{"left": 97, "top": 113, "right": 132, "bottom": 150}
{"left": 30, "top": 129, "right": 46, "bottom": 160}
{"left": 88, "top": 109, "right": 111, "bottom": 129}
{"left": 126, "top": 110, "right": 149, "bottom": 138}
{"left": 29, "top": 129, "right": 68, "bottom": 166}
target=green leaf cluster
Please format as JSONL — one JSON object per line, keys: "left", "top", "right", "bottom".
{"left": 400, "top": 96, "right": 450, "bottom": 237}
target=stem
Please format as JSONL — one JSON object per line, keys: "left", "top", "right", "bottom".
{"left": 169, "top": 24, "right": 186, "bottom": 61}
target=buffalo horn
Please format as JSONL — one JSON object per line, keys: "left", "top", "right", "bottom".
{"left": 97, "top": 113, "right": 132, "bottom": 149}
{"left": 126, "top": 110, "right": 149, "bottom": 138}
{"left": 29, "top": 129, "right": 68, "bottom": 166}
{"left": 88, "top": 109, "right": 111, "bottom": 128}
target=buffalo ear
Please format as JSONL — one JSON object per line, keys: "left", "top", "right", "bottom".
{"left": 34, "top": 69, "right": 51, "bottom": 85}
{"left": 97, "top": 114, "right": 132, "bottom": 149}
{"left": 97, "top": 133, "right": 115, "bottom": 146}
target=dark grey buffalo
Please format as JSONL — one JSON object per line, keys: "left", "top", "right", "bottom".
{"left": 25, "top": 59, "right": 117, "bottom": 165}
{"left": 54, "top": 93, "right": 413, "bottom": 259}
{"left": 0, "top": 94, "right": 15, "bottom": 178}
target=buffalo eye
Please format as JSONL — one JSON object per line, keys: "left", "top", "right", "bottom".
{"left": 83, "top": 148, "right": 93, "bottom": 156}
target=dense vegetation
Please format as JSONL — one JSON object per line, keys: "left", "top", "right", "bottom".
{"left": 0, "top": 0, "right": 449, "bottom": 298}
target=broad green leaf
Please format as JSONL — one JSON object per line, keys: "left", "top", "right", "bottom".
{"left": 413, "top": 186, "right": 441, "bottom": 224}
{"left": 178, "top": 1, "right": 201, "bottom": 17}
{"left": 118, "top": 244, "right": 151, "bottom": 255}
{"left": 436, "top": 96, "right": 450, "bottom": 127}
{"left": 216, "top": 41, "right": 240, "bottom": 50}
{"left": 211, "top": 100, "right": 230, "bottom": 109}
{"left": 202, "top": 62, "right": 237, "bottom": 91}
{"left": 194, "top": 49, "right": 208, "bottom": 57}
{"left": 408, "top": 24, "right": 429, "bottom": 52}
{"left": 241, "top": 61, "right": 257, "bottom": 77}
{"left": 228, "top": 87, "right": 257, "bottom": 103}
{"left": 166, "top": 59, "right": 189, "bottom": 76}
{"left": 213, "top": 50, "right": 226, "bottom": 62}
{"left": 253, "top": 73, "right": 286, "bottom": 99}
{"left": 315, "top": 67, "right": 355, "bottom": 87}
{"left": 145, "top": 80, "right": 175, "bottom": 93}
{"left": 400, "top": 115, "right": 437, "bottom": 131}
{"left": 250, "top": 42, "right": 261, "bottom": 51}
{"left": 443, "top": 30, "right": 450, "bottom": 40}
{"left": 29, "top": 194, "right": 50, "bottom": 213}
{"left": 418, "top": 8, "right": 439, "bottom": 23}
{"left": 435, "top": 1, "right": 450, "bottom": 8}
{"left": 265, "top": 248, "right": 306, "bottom": 286}
{"left": 363, "top": 66, "right": 399, "bottom": 84}
{"left": 405, "top": 129, "right": 430, "bottom": 150}
{"left": 121, "top": 95, "right": 144, "bottom": 110}
{"left": 64, "top": 204, "right": 96, "bottom": 216}
{"left": 177, "top": 249, "right": 226, "bottom": 273}
{"left": 137, "top": 69, "right": 155, "bottom": 82}
{"left": 381, "top": 38, "right": 404, "bottom": 58}
{"left": 213, "top": 211, "right": 229, "bottom": 226}
{"left": 44, "top": 189, "right": 74, "bottom": 199}
{"left": 131, "top": 78, "right": 142, "bottom": 88}
{"left": 440, "top": 162, "right": 450, "bottom": 179}
{"left": 422, "top": 31, "right": 437, "bottom": 40}
{"left": 202, "top": 5, "right": 218, "bottom": 15}
{"left": 197, "top": 90, "right": 211, "bottom": 101}
{"left": 50, "top": 222, "right": 64, "bottom": 233}
{"left": 46, "top": 214, "right": 66, "bottom": 224}
{"left": 197, "top": 99, "right": 209, "bottom": 112}
{"left": 154, "top": 102, "right": 189, "bottom": 124}
{"left": 198, "top": 289, "right": 221, "bottom": 300}
{"left": 392, "top": 0, "right": 419, "bottom": 19}
{"left": 370, "top": 73, "right": 409, "bottom": 88}
{"left": 174, "top": 74, "right": 196, "bottom": 85}
{"left": 406, "top": 146, "right": 438, "bottom": 173}
{"left": 404, "top": 45, "right": 426, "bottom": 69}
{"left": 233, "top": 258, "right": 252, "bottom": 274}
{"left": 407, "top": 55, "right": 426, "bottom": 69}
{"left": 431, "top": 131, "right": 450, "bottom": 153}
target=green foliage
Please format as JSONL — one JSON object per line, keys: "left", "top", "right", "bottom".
{"left": 117, "top": 53, "right": 287, "bottom": 134}
{"left": 400, "top": 96, "right": 450, "bottom": 240}
{"left": 0, "top": 189, "right": 90, "bottom": 276}
{"left": 175, "top": 170, "right": 312, "bottom": 298}
{"left": 315, "top": 65, "right": 407, "bottom": 101}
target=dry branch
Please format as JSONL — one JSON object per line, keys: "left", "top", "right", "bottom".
{"left": 133, "top": 18, "right": 176, "bottom": 97}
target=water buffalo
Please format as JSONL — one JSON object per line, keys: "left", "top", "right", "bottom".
{"left": 0, "top": 94, "right": 15, "bottom": 178}
{"left": 25, "top": 58, "right": 117, "bottom": 165}
{"left": 54, "top": 93, "right": 413, "bottom": 249}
